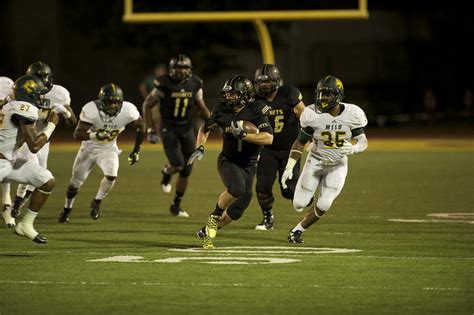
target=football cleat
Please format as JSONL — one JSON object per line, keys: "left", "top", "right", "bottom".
{"left": 2, "top": 205, "right": 16, "bottom": 228}
{"left": 255, "top": 214, "right": 274, "bottom": 230}
{"left": 14, "top": 222, "right": 47, "bottom": 244}
{"left": 196, "top": 228, "right": 206, "bottom": 239}
{"left": 90, "top": 199, "right": 101, "bottom": 220}
{"left": 161, "top": 166, "right": 172, "bottom": 193}
{"left": 288, "top": 229, "right": 304, "bottom": 244}
{"left": 58, "top": 208, "right": 72, "bottom": 223}
{"left": 202, "top": 235, "right": 214, "bottom": 249}
{"left": 169, "top": 204, "right": 189, "bottom": 218}
{"left": 205, "top": 215, "right": 221, "bottom": 239}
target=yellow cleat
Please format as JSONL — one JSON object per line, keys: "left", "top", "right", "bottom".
{"left": 202, "top": 235, "right": 214, "bottom": 249}
{"left": 205, "top": 215, "right": 221, "bottom": 239}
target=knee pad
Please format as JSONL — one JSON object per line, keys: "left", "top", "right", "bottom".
{"left": 227, "top": 192, "right": 252, "bottom": 220}
{"left": 316, "top": 197, "right": 333, "bottom": 212}
{"left": 227, "top": 185, "right": 245, "bottom": 199}
{"left": 257, "top": 193, "right": 274, "bottom": 209}
{"left": 179, "top": 164, "right": 193, "bottom": 178}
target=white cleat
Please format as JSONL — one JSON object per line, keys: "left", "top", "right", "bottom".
{"left": 176, "top": 210, "right": 190, "bottom": 218}
{"left": 14, "top": 222, "right": 47, "bottom": 244}
{"left": 161, "top": 183, "right": 172, "bottom": 193}
{"left": 2, "top": 205, "right": 16, "bottom": 228}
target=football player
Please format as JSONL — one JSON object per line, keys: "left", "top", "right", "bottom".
{"left": 0, "top": 75, "right": 57, "bottom": 243}
{"left": 7, "top": 62, "right": 77, "bottom": 222}
{"left": 0, "top": 76, "right": 14, "bottom": 225}
{"left": 188, "top": 75, "right": 273, "bottom": 249}
{"left": 253, "top": 64, "right": 306, "bottom": 230}
{"left": 142, "top": 54, "right": 210, "bottom": 218}
{"left": 58, "top": 83, "right": 145, "bottom": 223}
{"left": 281, "top": 76, "right": 368, "bottom": 244}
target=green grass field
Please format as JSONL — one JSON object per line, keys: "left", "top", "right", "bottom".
{"left": 1, "top": 139, "right": 473, "bottom": 314}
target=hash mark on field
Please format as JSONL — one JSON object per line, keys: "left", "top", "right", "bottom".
{"left": 1, "top": 280, "right": 472, "bottom": 292}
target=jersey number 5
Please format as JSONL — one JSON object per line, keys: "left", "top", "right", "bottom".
{"left": 274, "top": 115, "right": 284, "bottom": 133}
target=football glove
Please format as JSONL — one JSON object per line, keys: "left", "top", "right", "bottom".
{"left": 53, "top": 103, "right": 68, "bottom": 115}
{"left": 147, "top": 129, "right": 160, "bottom": 144}
{"left": 187, "top": 145, "right": 204, "bottom": 165}
{"left": 96, "top": 129, "right": 111, "bottom": 141}
{"left": 230, "top": 120, "right": 247, "bottom": 140}
{"left": 281, "top": 158, "right": 297, "bottom": 189}
{"left": 128, "top": 151, "right": 140, "bottom": 165}
{"left": 339, "top": 141, "right": 355, "bottom": 156}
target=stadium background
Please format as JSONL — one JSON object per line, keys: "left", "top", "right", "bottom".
{"left": 0, "top": 0, "right": 471, "bottom": 133}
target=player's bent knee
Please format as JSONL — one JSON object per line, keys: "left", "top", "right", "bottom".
{"left": 316, "top": 198, "right": 333, "bottom": 212}
{"left": 179, "top": 165, "right": 192, "bottom": 178}
{"left": 39, "top": 178, "right": 55, "bottom": 193}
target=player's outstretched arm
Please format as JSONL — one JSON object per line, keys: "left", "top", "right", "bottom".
{"left": 128, "top": 117, "right": 146, "bottom": 165}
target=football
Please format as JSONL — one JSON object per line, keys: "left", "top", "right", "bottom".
{"left": 242, "top": 121, "right": 259, "bottom": 134}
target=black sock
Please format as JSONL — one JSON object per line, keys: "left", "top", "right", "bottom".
{"left": 173, "top": 192, "right": 184, "bottom": 207}
{"left": 211, "top": 203, "right": 225, "bottom": 217}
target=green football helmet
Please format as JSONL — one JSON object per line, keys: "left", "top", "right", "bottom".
{"left": 315, "top": 75, "right": 344, "bottom": 112}
{"left": 12, "top": 75, "right": 49, "bottom": 107}
{"left": 98, "top": 83, "right": 124, "bottom": 116}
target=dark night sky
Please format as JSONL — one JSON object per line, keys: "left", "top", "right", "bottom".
{"left": 0, "top": 0, "right": 471, "bottom": 124}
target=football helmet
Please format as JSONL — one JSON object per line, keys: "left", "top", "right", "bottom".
{"left": 220, "top": 75, "right": 255, "bottom": 111}
{"left": 26, "top": 61, "right": 53, "bottom": 92}
{"left": 12, "top": 75, "right": 49, "bottom": 107}
{"left": 169, "top": 54, "right": 192, "bottom": 81}
{"left": 98, "top": 83, "right": 124, "bottom": 116}
{"left": 254, "top": 64, "right": 281, "bottom": 96}
{"left": 315, "top": 75, "right": 344, "bottom": 112}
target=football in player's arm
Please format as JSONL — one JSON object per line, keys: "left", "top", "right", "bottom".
{"left": 281, "top": 75, "right": 368, "bottom": 244}
{"left": 10, "top": 61, "right": 78, "bottom": 220}
{"left": 188, "top": 75, "right": 273, "bottom": 249}
{"left": 1, "top": 75, "right": 57, "bottom": 243}
{"left": 142, "top": 54, "right": 211, "bottom": 218}
{"left": 58, "top": 83, "right": 145, "bottom": 224}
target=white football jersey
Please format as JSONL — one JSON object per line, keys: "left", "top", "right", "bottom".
{"left": 0, "top": 76, "right": 14, "bottom": 101}
{"left": 0, "top": 100, "right": 38, "bottom": 160}
{"left": 35, "top": 84, "right": 71, "bottom": 133}
{"left": 79, "top": 100, "right": 140, "bottom": 154}
{"left": 301, "top": 102, "right": 368, "bottom": 164}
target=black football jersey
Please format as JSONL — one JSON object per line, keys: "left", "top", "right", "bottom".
{"left": 255, "top": 85, "right": 303, "bottom": 150}
{"left": 206, "top": 100, "right": 273, "bottom": 166}
{"left": 153, "top": 74, "right": 203, "bottom": 126}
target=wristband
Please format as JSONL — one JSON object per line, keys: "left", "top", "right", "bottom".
{"left": 42, "top": 122, "right": 56, "bottom": 140}
{"left": 89, "top": 132, "right": 97, "bottom": 140}
{"left": 285, "top": 157, "right": 297, "bottom": 170}
{"left": 62, "top": 110, "right": 72, "bottom": 119}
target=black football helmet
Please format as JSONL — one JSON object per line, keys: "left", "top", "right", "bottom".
{"left": 254, "top": 64, "right": 281, "bottom": 96}
{"left": 12, "top": 75, "right": 49, "bottom": 107}
{"left": 169, "top": 54, "right": 192, "bottom": 81}
{"left": 26, "top": 61, "right": 53, "bottom": 92}
{"left": 315, "top": 75, "right": 344, "bottom": 112}
{"left": 98, "top": 83, "right": 124, "bottom": 116}
{"left": 220, "top": 75, "right": 255, "bottom": 111}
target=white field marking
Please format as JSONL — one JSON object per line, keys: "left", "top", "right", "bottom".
{"left": 1, "top": 280, "right": 473, "bottom": 292}
{"left": 388, "top": 219, "right": 474, "bottom": 224}
{"left": 427, "top": 213, "right": 474, "bottom": 219}
{"left": 168, "top": 246, "right": 362, "bottom": 255}
{"left": 87, "top": 255, "right": 299, "bottom": 264}
{"left": 389, "top": 212, "right": 474, "bottom": 224}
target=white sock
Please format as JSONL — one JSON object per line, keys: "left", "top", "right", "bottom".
{"left": 64, "top": 197, "right": 75, "bottom": 209}
{"left": 292, "top": 223, "right": 306, "bottom": 233}
{"left": 95, "top": 178, "right": 115, "bottom": 200}
{"left": 2, "top": 182, "right": 12, "bottom": 206}
{"left": 21, "top": 209, "right": 38, "bottom": 226}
